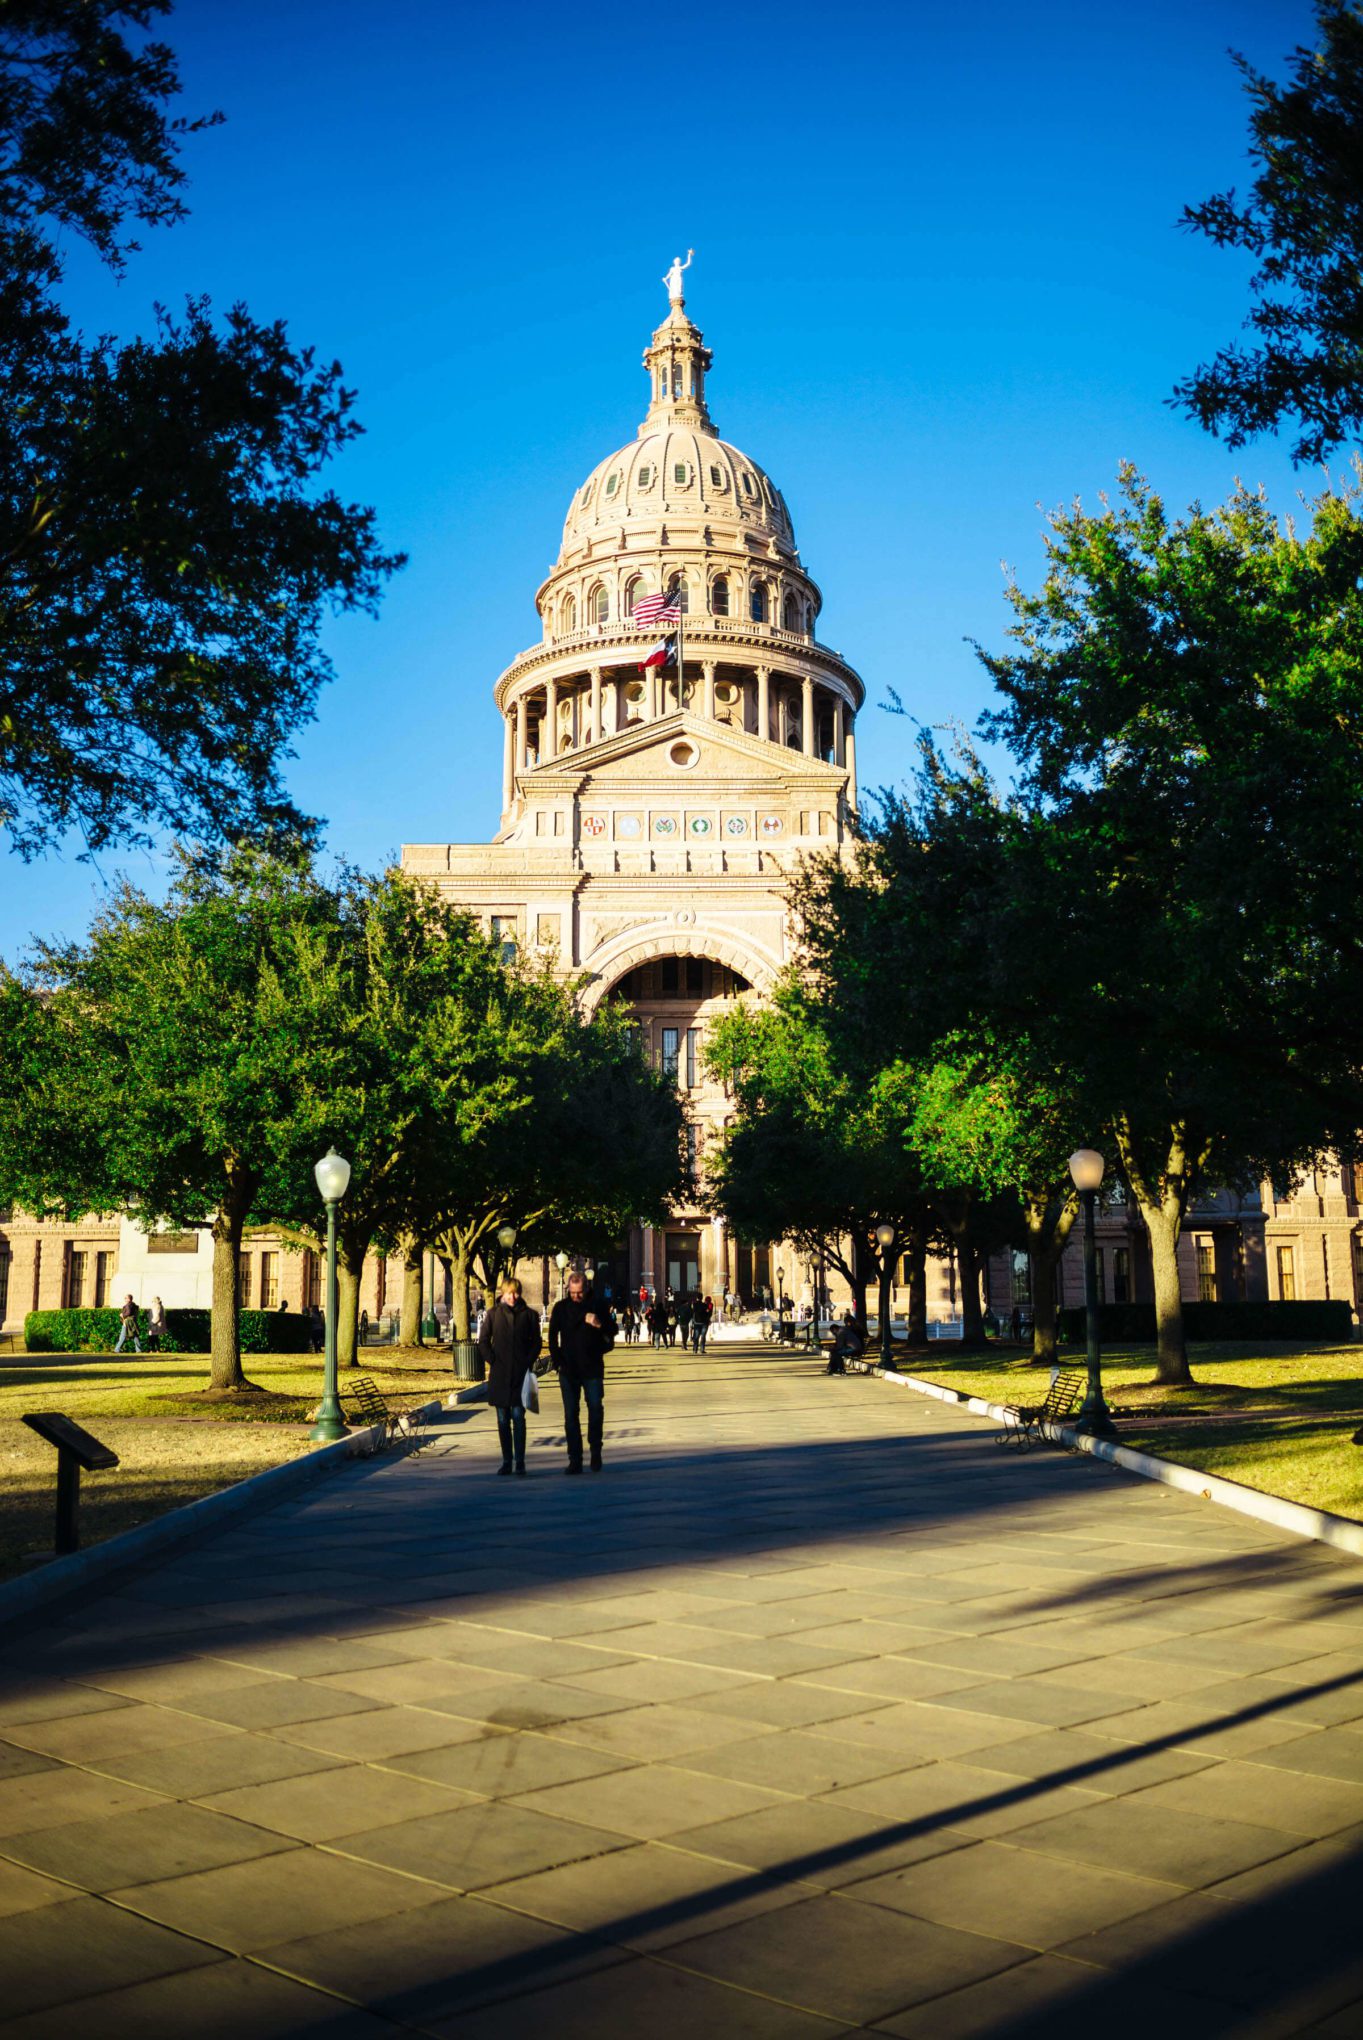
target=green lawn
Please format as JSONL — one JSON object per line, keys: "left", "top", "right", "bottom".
{"left": 893, "top": 1339, "right": 1363, "bottom": 1521}
{"left": 0, "top": 1347, "right": 457, "bottom": 1581}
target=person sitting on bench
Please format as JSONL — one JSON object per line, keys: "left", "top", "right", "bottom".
{"left": 826, "top": 1312, "right": 865, "bottom": 1374}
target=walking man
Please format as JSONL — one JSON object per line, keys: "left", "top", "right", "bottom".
{"left": 114, "top": 1294, "right": 142, "bottom": 1354}
{"left": 549, "top": 1269, "right": 614, "bottom": 1474}
{"left": 477, "top": 1275, "right": 541, "bottom": 1476}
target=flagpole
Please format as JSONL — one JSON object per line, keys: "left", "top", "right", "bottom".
{"left": 675, "top": 576, "right": 684, "bottom": 715}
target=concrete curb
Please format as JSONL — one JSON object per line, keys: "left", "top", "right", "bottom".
{"left": 849, "top": 1359, "right": 1363, "bottom": 1560}
{"left": 0, "top": 1394, "right": 448, "bottom": 1629}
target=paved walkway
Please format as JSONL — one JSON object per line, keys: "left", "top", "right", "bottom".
{"left": 0, "top": 1344, "right": 1361, "bottom": 2036}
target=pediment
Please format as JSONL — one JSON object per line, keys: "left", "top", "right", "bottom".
{"left": 523, "top": 711, "right": 845, "bottom": 791}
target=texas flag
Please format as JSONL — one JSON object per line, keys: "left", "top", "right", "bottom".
{"left": 638, "top": 636, "right": 675, "bottom": 670}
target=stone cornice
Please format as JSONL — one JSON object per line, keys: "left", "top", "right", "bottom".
{"left": 495, "top": 628, "right": 862, "bottom": 711}
{"left": 516, "top": 709, "right": 851, "bottom": 789}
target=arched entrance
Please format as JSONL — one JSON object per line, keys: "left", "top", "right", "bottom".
{"left": 585, "top": 938, "right": 780, "bottom": 1310}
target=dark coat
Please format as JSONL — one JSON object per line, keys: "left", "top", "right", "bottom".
{"left": 477, "top": 1298, "right": 542, "bottom": 1409}
{"left": 549, "top": 1289, "right": 615, "bottom": 1381}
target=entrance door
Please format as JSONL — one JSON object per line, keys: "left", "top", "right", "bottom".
{"left": 666, "top": 1231, "right": 700, "bottom": 1295}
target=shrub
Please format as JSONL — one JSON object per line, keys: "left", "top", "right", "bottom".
{"left": 1057, "top": 1299, "right": 1355, "bottom": 1345}
{"left": 24, "top": 1305, "right": 311, "bottom": 1355}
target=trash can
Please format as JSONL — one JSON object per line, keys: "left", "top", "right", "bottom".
{"left": 452, "top": 1339, "right": 482, "bottom": 1383}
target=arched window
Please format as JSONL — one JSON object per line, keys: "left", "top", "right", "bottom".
{"left": 589, "top": 584, "right": 608, "bottom": 626}
{"left": 783, "top": 592, "right": 799, "bottom": 631}
{"left": 562, "top": 593, "right": 577, "bottom": 633}
{"left": 637, "top": 464, "right": 653, "bottom": 489}
{"left": 750, "top": 581, "right": 768, "bottom": 624}
{"left": 624, "top": 575, "right": 643, "bottom": 618}
{"left": 711, "top": 575, "right": 729, "bottom": 617}
{"left": 677, "top": 574, "right": 690, "bottom": 616}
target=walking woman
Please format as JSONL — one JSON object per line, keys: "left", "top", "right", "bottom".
{"left": 476, "top": 1276, "right": 542, "bottom": 1476}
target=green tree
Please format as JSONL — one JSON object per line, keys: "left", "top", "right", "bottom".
{"left": 802, "top": 474, "right": 1363, "bottom": 1386}
{"left": 704, "top": 977, "right": 935, "bottom": 1344}
{"left": 1, "top": 1, "right": 402, "bottom": 858}
{"left": 1172, "top": 0, "right": 1363, "bottom": 462}
{"left": 426, "top": 988, "right": 684, "bottom": 1340}
{"left": 0, "top": 849, "right": 348, "bottom": 1390}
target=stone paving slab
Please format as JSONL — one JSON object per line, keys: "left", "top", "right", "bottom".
{"left": 0, "top": 1340, "right": 1360, "bottom": 2033}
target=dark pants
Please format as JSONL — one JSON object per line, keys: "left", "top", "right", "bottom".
{"left": 559, "top": 1372, "right": 604, "bottom": 1466}
{"left": 495, "top": 1404, "right": 526, "bottom": 1468}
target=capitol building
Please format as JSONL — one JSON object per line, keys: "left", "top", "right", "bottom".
{"left": 402, "top": 264, "right": 866, "bottom": 1304}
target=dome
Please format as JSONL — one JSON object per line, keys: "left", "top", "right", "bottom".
{"left": 560, "top": 429, "right": 796, "bottom": 556}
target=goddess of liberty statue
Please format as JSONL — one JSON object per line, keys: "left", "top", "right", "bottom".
{"left": 664, "top": 249, "right": 694, "bottom": 305}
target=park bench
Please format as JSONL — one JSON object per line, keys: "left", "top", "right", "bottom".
{"left": 995, "top": 1368, "right": 1087, "bottom": 1452}
{"left": 344, "top": 1375, "right": 426, "bottom": 1449}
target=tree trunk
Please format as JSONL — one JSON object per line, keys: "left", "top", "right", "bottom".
{"left": 450, "top": 1240, "right": 473, "bottom": 1341}
{"left": 400, "top": 1246, "right": 423, "bottom": 1346}
{"left": 905, "top": 1226, "right": 928, "bottom": 1345}
{"left": 1112, "top": 1115, "right": 1197, "bottom": 1388}
{"left": 337, "top": 1250, "right": 362, "bottom": 1371}
{"left": 1026, "top": 1190, "right": 1079, "bottom": 1366}
{"left": 1146, "top": 1202, "right": 1194, "bottom": 1386}
{"left": 957, "top": 1237, "right": 984, "bottom": 1347}
{"left": 849, "top": 1231, "right": 870, "bottom": 1332}
{"left": 209, "top": 1204, "right": 253, "bottom": 1392}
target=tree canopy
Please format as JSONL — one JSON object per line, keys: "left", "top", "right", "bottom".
{"left": 1172, "top": 0, "right": 1363, "bottom": 462}
{"left": 0, "top": 0, "right": 402, "bottom": 858}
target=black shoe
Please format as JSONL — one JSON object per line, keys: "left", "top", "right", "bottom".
{"left": 590, "top": 1453, "right": 603, "bottom": 1471}
{"left": 514, "top": 1463, "right": 526, "bottom": 1477}
{"left": 564, "top": 1462, "right": 583, "bottom": 1476}
{"left": 496, "top": 1462, "right": 512, "bottom": 1476}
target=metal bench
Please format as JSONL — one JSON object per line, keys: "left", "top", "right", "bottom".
{"left": 996, "top": 1368, "right": 1087, "bottom": 1451}
{"left": 344, "top": 1375, "right": 424, "bottom": 1449}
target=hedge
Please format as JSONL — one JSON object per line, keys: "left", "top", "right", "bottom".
{"left": 1056, "top": 1299, "right": 1355, "bottom": 1346}
{"left": 24, "top": 1306, "right": 311, "bottom": 1355}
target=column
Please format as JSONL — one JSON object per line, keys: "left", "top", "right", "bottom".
{"left": 833, "top": 694, "right": 845, "bottom": 766}
{"left": 501, "top": 711, "right": 513, "bottom": 811}
{"left": 544, "top": 679, "right": 559, "bottom": 760}
{"left": 702, "top": 660, "right": 716, "bottom": 721}
{"left": 589, "top": 667, "right": 603, "bottom": 748}
{"left": 614, "top": 674, "right": 628, "bottom": 731}
{"left": 846, "top": 715, "right": 858, "bottom": 809}
{"left": 802, "top": 674, "right": 815, "bottom": 757}
{"left": 514, "top": 694, "right": 527, "bottom": 776}
{"left": 756, "top": 666, "right": 770, "bottom": 744}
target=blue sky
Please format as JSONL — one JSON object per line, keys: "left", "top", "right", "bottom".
{"left": 1, "top": 0, "right": 1317, "bottom": 955}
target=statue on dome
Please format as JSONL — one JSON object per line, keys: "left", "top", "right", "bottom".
{"left": 664, "top": 249, "right": 694, "bottom": 305}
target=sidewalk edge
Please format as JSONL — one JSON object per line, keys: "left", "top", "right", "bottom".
{"left": 848, "top": 1360, "right": 1363, "bottom": 1559}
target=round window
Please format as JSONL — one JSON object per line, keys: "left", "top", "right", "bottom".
{"left": 669, "top": 739, "right": 699, "bottom": 769}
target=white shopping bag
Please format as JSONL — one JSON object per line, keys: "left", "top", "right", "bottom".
{"left": 521, "top": 1367, "right": 540, "bottom": 1414}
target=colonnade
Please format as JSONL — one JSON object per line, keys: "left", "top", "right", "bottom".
{"left": 501, "top": 658, "right": 857, "bottom": 810}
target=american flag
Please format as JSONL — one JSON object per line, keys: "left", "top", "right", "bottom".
{"left": 633, "top": 578, "right": 681, "bottom": 628}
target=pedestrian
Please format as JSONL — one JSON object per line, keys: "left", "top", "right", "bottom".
{"left": 826, "top": 1311, "right": 865, "bottom": 1375}
{"left": 638, "top": 1280, "right": 648, "bottom": 1314}
{"left": 359, "top": 1308, "right": 369, "bottom": 1346}
{"left": 620, "top": 1302, "right": 637, "bottom": 1344}
{"left": 114, "top": 1294, "right": 142, "bottom": 1354}
{"left": 476, "top": 1275, "right": 541, "bottom": 1476}
{"left": 146, "top": 1296, "right": 167, "bottom": 1351}
{"left": 693, "top": 1295, "right": 711, "bottom": 1352}
{"left": 549, "top": 1268, "right": 614, "bottom": 1473}
{"left": 677, "top": 1294, "right": 693, "bottom": 1348}
{"left": 648, "top": 1299, "right": 666, "bottom": 1348}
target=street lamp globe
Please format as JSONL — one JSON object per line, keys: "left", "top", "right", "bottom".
{"left": 584, "top": 1265, "right": 596, "bottom": 1281}
{"left": 314, "top": 1148, "right": 351, "bottom": 1204}
{"left": 1068, "top": 1149, "right": 1105, "bottom": 1193}
{"left": 496, "top": 1223, "right": 517, "bottom": 1251}
{"left": 555, "top": 1251, "right": 569, "bottom": 1273}
{"left": 875, "top": 1222, "right": 896, "bottom": 1248}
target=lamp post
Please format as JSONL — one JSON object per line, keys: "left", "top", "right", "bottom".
{"left": 496, "top": 1222, "right": 517, "bottom": 1283}
{"left": 555, "top": 1249, "right": 569, "bottom": 1301}
{"left": 311, "top": 1148, "right": 351, "bottom": 1444}
{"left": 875, "top": 1221, "right": 896, "bottom": 1366}
{"left": 1068, "top": 1148, "right": 1118, "bottom": 1440}
{"left": 776, "top": 1267, "right": 786, "bottom": 1325}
